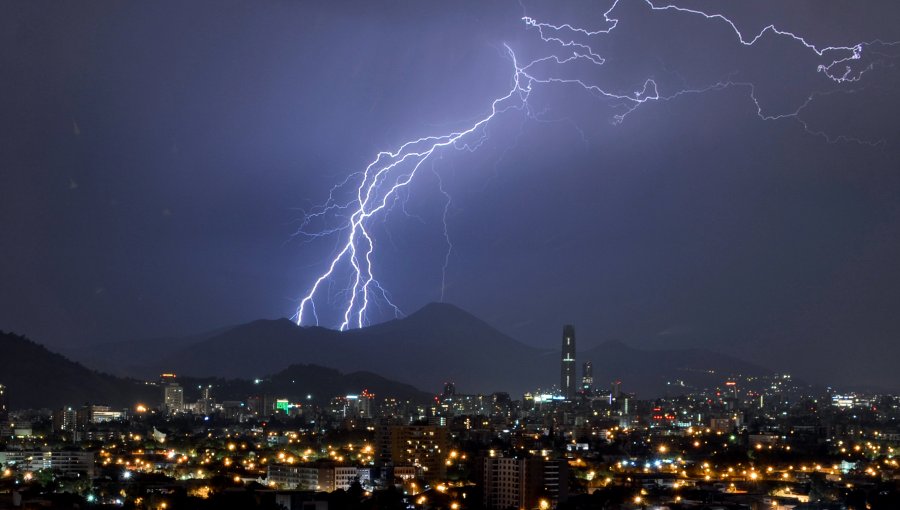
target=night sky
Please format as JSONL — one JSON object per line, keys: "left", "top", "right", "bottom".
{"left": 3, "top": 1, "right": 900, "bottom": 389}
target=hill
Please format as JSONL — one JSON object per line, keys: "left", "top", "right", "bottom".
{"left": 579, "top": 340, "right": 772, "bottom": 396}
{"left": 178, "top": 364, "right": 432, "bottom": 404}
{"left": 68, "top": 303, "right": 774, "bottom": 397}
{"left": 0, "top": 331, "right": 157, "bottom": 409}
{"left": 151, "top": 303, "right": 550, "bottom": 395}
{"left": 0, "top": 331, "right": 432, "bottom": 411}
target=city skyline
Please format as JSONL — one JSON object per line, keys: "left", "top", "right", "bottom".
{"left": 2, "top": 318, "right": 899, "bottom": 509}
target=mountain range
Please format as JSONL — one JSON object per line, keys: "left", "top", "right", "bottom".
{"left": 0, "top": 332, "right": 429, "bottom": 410}
{"left": 63, "top": 302, "right": 773, "bottom": 397}
{"left": 0, "top": 331, "right": 156, "bottom": 409}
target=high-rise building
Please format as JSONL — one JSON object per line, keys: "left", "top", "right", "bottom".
{"left": 482, "top": 456, "right": 569, "bottom": 510}
{"left": 159, "top": 373, "right": 184, "bottom": 414}
{"left": 0, "top": 384, "right": 7, "bottom": 422}
{"left": 376, "top": 425, "right": 450, "bottom": 481}
{"left": 581, "top": 361, "right": 593, "bottom": 394}
{"left": 483, "top": 457, "right": 527, "bottom": 509}
{"left": 358, "top": 389, "right": 375, "bottom": 418}
{"left": 163, "top": 383, "right": 184, "bottom": 414}
{"left": 52, "top": 407, "right": 76, "bottom": 432}
{"left": 611, "top": 380, "right": 621, "bottom": 399}
{"left": 560, "top": 325, "right": 576, "bottom": 400}
{"left": 196, "top": 385, "right": 214, "bottom": 415}
{"left": 442, "top": 382, "right": 456, "bottom": 397}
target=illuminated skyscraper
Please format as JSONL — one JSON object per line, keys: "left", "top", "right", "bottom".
{"left": 560, "top": 325, "right": 576, "bottom": 400}
{"left": 163, "top": 383, "right": 184, "bottom": 415}
{"left": 582, "top": 361, "right": 593, "bottom": 394}
{"left": 0, "top": 384, "right": 7, "bottom": 421}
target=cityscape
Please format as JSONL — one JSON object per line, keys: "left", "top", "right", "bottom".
{"left": 4, "top": 1, "right": 900, "bottom": 510}
{"left": 2, "top": 322, "right": 900, "bottom": 509}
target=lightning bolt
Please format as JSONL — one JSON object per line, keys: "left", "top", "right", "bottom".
{"left": 294, "top": 0, "right": 899, "bottom": 329}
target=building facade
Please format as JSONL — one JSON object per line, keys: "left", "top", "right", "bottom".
{"left": 0, "top": 451, "right": 95, "bottom": 478}
{"left": 376, "top": 425, "right": 449, "bottom": 481}
{"left": 163, "top": 383, "right": 184, "bottom": 415}
{"left": 482, "top": 456, "right": 568, "bottom": 510}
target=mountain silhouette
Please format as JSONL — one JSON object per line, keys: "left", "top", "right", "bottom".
{"left": 0, "top": 331, "right": 157, "bottom": 409}
{"left": 580, "top": 340, "right": 771, "bottom": 395}
{"left": 0, "top": 331, "right": 431, "bottom": 411}
{"left": 152, "top": 303, "right": 549, "bottom": 395}
{"left": 180, "top": 364, "right": 431, "bottom": 404}
{"left": 68, "top": 302, "right": 773, "bottom": 397}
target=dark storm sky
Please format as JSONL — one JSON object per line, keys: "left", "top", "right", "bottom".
{"left": 3, "top": 1, "right": 900, "bottom": 389}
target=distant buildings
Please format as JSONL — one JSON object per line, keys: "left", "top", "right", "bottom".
{"left": 9, "top": 326, "right": 900, "bottom": 510}
{"left": 560, "top": 325, "right": 576, "bottom": 400}
{"left": 436, "top": 386, "right": 514, "bottom": 419}
{"left": 328, "top": 390, "right": 376, "bottom": 419}
{"left": 78, "top": 405, "right": 124, "bottom": 425}
{"left": 51, "top": 405, "right": 126, "bottom": 440}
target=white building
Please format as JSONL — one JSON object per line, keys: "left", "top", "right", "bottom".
{"left": 0, "top": 451, "right": 95, "bottom": 478}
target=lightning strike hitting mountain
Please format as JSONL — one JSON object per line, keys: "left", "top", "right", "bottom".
{"left": 293, "top": 1, "right": 899, "bottom": 330}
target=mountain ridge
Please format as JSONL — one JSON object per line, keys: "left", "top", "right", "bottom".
{"left": 0, "top": 331, "right": 432, "bottom": 410}
{"left": 0, "top": 330, "right": 157, "bottom": 409}
{"left": 64, "top": 302, "right": 775, "bottom": 397}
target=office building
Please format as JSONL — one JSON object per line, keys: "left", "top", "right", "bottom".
{"left": 0, "top": 384, "right": 7, "bottom": 422}
{"left": 561, "top": 325, "right": 576, "bottom": 400}
{"left": 164, "top": 383, "right": 184, "bottom": 415}
{"left": 376, "top": 425, "right": 449, "bottom": 481}
{"left": 483, "top": 456, "right": 527, "bottom": 509}
{"left": 482, "top": 456, "right": 569, "bottom": 510}
{"left": 334, "top": 466, "right": 360, "bottom": 490}
{"left": 53, "top": 407, "right": 76, "bottom": 432}
{"left": 581, "top": 361, "right": 593, "bottom": 394}
{"left": 0, "top": 450, "right": 95, "bottom": 478}
{"left": 611, "top": 380, "right": 621, "bottom": 399}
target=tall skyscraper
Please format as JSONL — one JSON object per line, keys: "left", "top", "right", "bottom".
{"left": 0, "top": 384, "right": 7, "bottom": 422}
{"left": 560, "top": 325, "right": 576, "bottom": 400}
{"left": 581, "top": 361, "right": 593, "bottom": 394}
